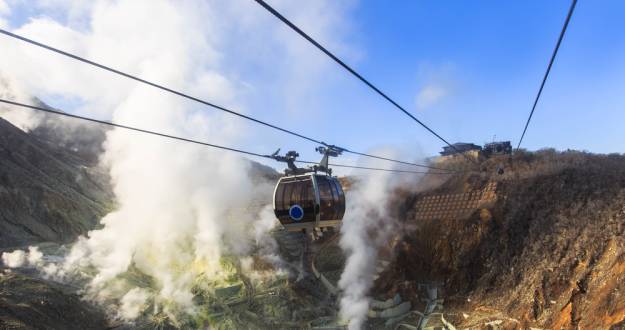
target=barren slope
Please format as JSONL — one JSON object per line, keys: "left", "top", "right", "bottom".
{"left": 0, "top": 117, "right": 113, "bottom": 248}
{"left": 377, "top": 151, "right": 625, "bottom": 329}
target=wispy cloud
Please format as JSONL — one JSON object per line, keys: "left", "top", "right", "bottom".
{"left": 416, "top": 84, "right": 448, "bottom": 110}
{"left": 414, "top": 62, "right": 458, "bottom": 112}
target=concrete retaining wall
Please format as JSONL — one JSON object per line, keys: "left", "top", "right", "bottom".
{"left": 414, "top": 181, "right": 498, "bottom": 220}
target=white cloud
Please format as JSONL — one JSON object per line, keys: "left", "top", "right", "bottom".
{"left": 414, "top": 62, "right": 458, "bottom": 111}
{"left": 416, "top": 84, "right": 448, "bottom": 110}
{"left": 0, "top": 0, "right": 9, "bottom": 15}
{"left": 0, "top": 1, "right": 9, "bottom": 29}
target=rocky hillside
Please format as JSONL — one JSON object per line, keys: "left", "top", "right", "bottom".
{"left": 377, "top": 150, "right": 625, "bottom": 329}
{"left": 0, "top": 116, "right": 113, "bottom": 249}
{"left": 0, "top": 110, "right": 115, "bottom": 329}
{"left": 28, "top": 99, "right": 108, "bottom": 166}
{"left": 0, "top": 108, "right": 286, "bottom": 329}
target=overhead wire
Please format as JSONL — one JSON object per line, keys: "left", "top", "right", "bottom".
{"left": 0, "top": 28, "right": 453, "bottom": 172}
{"left": 294, "top": 160, "right": 453, "bottom": 175}
{"left": 0, "top": 99, "right": 268, "bottom": 158}
{"left": 0, "top": 98, "right": 456, "bottom": 175}
{"left": 516, "top": 0, "right": 577, "bottom": 151}
{"left": 253, "top": 0, "right": 478, "bottom": 165}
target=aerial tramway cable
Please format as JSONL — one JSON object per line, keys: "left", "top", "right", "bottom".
{"left": 0, "top": 99, "right": 454, "bottom": 175}
{"left": 0, "top": 28, "right": 452, "bottom": 172}
{"left": 294, "top": 160, "right": 453, "bottom": 175}
{"left": 516, "top": 0, "right": 577, "bottom": 150}
{"left": 253, "top": 0, "right": 478, "bottom": 165}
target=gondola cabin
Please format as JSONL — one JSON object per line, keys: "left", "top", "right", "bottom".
{"left": 273, "top": 173, "right": 345, "bottom": 231}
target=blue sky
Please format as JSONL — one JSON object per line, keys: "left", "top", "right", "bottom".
{"left": 325, "top": 0, "right": 625, "bottom": 156}
{"left": 222, "top": 0, "right": 625, "bottom": 161}
{"left": 2, "top": 0, "right": 624, "bottom": 171}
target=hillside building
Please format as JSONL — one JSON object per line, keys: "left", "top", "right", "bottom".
{"left": 440, "top": 142, "right": 482, "bottom": 156}
{"left": 483, "top": 141, "right": 512, "bottom": 156}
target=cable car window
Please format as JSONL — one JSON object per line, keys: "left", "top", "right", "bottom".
{"left": 331, "top": 178, "right": 346, "bottom": 218}
{"left": 275, "top": 182, "right": 285, "bottom": 210}
{"left": 330, "top": 178, "right": 340, "bottom": 200}
{"left": 328, "top": 178, "right": 338, "bottom": 219}
{"left": 299, "top": 179, "right": 315, "bottom": 222}
{"left": 300, "top": 179, "right": 311, "bottom": 208}
{"left": 290, "top": 179, "right": 302, "bottom": 206}
{"left": 318, "top": 176, "right": 336, "bottom": 220}
{"left": 281, "top": 180, "right": 293, "bottom": 210}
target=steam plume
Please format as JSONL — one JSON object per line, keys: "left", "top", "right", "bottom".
{"left": 0, "top": 0, "right": 356, "bottom": 322}
{"left": 338, "top": 148, "right": 421, "bottom": 329}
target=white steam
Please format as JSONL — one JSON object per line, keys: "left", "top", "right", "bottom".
{"left": 1, "top": 246, "right": 44, "bottom": 268}
{"left": 119, "top": 287, "right": 151, "bottom": 321}
{"left": 0, "top": 0, "right": 355, "bottom": 322}
{"left": 338, "top": 149, "right": 421, "bottom": 330}
{"left": 0, "top": 76, "right": 43, "bottom": 130}
{"left": 1, "top": 249, "right": 26, "bottom": 268}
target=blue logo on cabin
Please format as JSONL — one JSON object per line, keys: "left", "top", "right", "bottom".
{"left": 289, "top": 204, "right": 304, "bottom": 221}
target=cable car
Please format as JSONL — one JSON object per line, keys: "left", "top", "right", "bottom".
{"left": 270, "top": 147, "right": 346, "bottom": 232}
{"left": 273, "top": 173, "right": 345, "bottom": 231}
